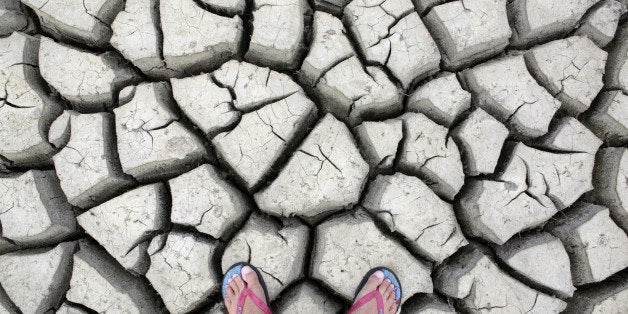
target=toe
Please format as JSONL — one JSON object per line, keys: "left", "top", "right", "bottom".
{"left": 390, "top": 297, "right": 399, "bottom": 313}
{"left": 226, "top": 285, "right": 235, "bottom": 300}
{"left": 385, "top": 292, "right": 396, "bottom": 314}
{"left": 233, "top": 273, "right": 246, "bottom": 291}
{"left": 228, "top": 277, "right": 240, "bottom": 294}
{"left": 364, "top": 271, "right": 385, "bottom": 293}
{"left": 241, "top": 266, "right": 261, "bottom": 288}
{"left": 378, "top": 279, "right": 391, "bottom": 296}
{"left": 384, "top": 283, "right": 395, "bottom": 300}
{"left": 387, "top": 300, "right": 397, "bottom": 314}
{"left": 224, "top": 286, "right": 233, "bottom": 308}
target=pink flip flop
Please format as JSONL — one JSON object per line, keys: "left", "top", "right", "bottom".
{"left": 222, "top": 262, "right": 272, "bottom": 314}
{"left": 348, "top": 267, "right": 402, "bottom": 314}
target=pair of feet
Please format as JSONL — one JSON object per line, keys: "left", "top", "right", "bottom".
{"left": 223, "top": 266, "right": 399, "bottom": 314}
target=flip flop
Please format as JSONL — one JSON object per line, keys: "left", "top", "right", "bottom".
{"left": 222, "top": 262, "right": 273, "bottom": 314}
{"left": 348, "top": 267, "right": 403, "bottom": 314}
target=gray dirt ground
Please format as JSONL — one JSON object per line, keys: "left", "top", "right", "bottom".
{"left": 0, "top": 0, "right": 627, "bottom": 313}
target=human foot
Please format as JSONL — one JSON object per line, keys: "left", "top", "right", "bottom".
{"left": 349, "top": 270, "right": 399, "bottom": 314}
{"left": 223, "top": 265, "right": 271, "bottom": 314}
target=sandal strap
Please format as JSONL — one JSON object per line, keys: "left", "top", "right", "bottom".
{"left": 347, "top": 290, "right": 384, "bottom": 314}
{"left": 236, "top": 285, "right": 272, "bottom": 314}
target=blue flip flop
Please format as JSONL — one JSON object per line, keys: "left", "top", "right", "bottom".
{"left": 348, "top": 267, "right": 402, "bottom": 314}
{"left": 222, "top": 262, "right": 272, "bottom": 314}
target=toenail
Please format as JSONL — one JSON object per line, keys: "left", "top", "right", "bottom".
{"left": 242, "top": 266, "right": 253, "bottom": 274}
{"left": 385, "top": 279, "right": 391, "bottom": 283}
{"left": 374, "top": 270, "right": 384, "bottom": 279}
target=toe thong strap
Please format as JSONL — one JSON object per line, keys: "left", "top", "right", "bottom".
{"left": 236, "top": 286, "right": 272, "bottom": 314}
{"left": 348, "top": 290, "right": 384, "bottom": 314}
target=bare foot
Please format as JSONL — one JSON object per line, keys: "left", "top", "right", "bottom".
{"left": 351, "top": 271, "right": 399, "bottom": 314}
{"left": 224, "top": 266, "right": 268, "bottom": 314}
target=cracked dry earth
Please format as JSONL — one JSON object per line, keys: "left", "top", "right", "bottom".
{"left": 1, "top": 0, "right": 628, "bottom": 313}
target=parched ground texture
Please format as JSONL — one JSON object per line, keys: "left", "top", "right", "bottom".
{"left": 0, "top": 0, "right": 628, "bottom": 313}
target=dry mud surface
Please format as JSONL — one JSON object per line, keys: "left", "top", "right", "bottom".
{"left": 1, "top": 0, "right": 628, "bottom": 313}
